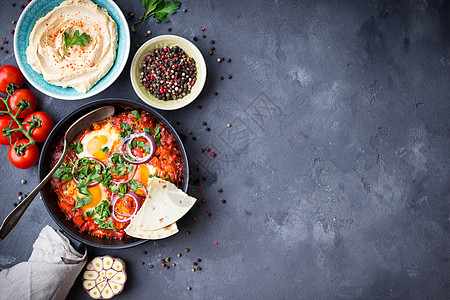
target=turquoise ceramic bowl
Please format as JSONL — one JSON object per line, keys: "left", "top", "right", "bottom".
{"left": 14, "top": 0, "right": 130, "bottom": 100}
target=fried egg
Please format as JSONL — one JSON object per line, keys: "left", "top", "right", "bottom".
{"left": 133, "top": 164, "right": 160, "bottom": 188}
{"left": 78, "top": 123, "right": 121, "bottom": 161}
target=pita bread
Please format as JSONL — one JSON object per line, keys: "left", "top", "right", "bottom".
{"left": 126, "top": 178, "right": 196, "bottom": 234}
{"left": 125, "top": 222, "right": 178, "bottom": 240}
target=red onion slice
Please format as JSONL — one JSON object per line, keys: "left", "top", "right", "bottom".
{"left": 71, "top": 157, "right": 105, "bottom": 187}
{"left": 110, "top": 192, "right": 141, "bottom": 223}
{"left": 121, "top": 132, "right": 156, "bottom": 165}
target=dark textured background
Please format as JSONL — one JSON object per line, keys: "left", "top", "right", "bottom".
{"left": 0, "top": 0, "right": 449, "bottom": 299}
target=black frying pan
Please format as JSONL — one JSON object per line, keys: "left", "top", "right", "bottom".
{"left": 38, "top": 98, "right": 189, "bottom": 249}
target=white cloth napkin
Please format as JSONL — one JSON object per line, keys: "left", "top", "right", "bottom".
{"left": 0, "top": 225, "right": 87, "bottom": 300}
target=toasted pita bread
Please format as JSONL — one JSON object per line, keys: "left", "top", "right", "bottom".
{"left": 126, "top": 178, "right": 196, "bottom": 235}
{"left": 125, "top": 222, "right": 178, "bottom": 240}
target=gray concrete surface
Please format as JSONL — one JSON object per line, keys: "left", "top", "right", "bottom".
{"left": 0, "top": 0, "right": 449, "bottom": 299}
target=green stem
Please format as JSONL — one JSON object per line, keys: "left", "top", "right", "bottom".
{"left": 0, "top": 90, "right": 36, "bottom": 154}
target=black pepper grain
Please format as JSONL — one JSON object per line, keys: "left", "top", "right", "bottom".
{"left": 183, "top": 8, "right": 187, "bottom": 12}
{"left": 142, "top": 251, "right": 147, "bottom": 255}
{"left": 193, "top": 262, "right": 197, "bottom": 266}
{"left": 192, "top": 136, "right": 197, "bottom": 141}
{"left": 197, "top": 105, "right": 202, "bottom": 109}
{"left": 167, "top": 28, "right": 172, "bottom": 32}
{"left": 211, "top": 47, "right": 215, "bottom": 51}
{"left": 210, "top": 40, "right": 215, "bottom": 44}
{"left": 197, "top": 258, "right": 201, "bottom": 262}
{"left": 202, "top": 122, "right": 207, "bottom": 126}
{"left": 208, "top": 51, "right": 213, "bottom": 55}
{"left": 177, "top": 253, "right": 182, "bottom": 257}
{"left": 176, "top": 121, "right": 181, "bottom": 125}
{"left": 184, "top": 248, "right": 190, "bottom": 252}
{"left": 222, "top": 199, "right": 227, "bottom": 203}
{"left": 219, "top": 76, "right": 224, "bottom": 80}
{"left": 218, "top": 188, "right": 223, "bottom": 192}
{"left": 226, "top": 58, "right": 231, "bottom": 63}
{"left": 213, "top": 91, "right": 218, "bottom": 96}
{"left": 205, "top": 127, "right": 210, "bottom": 131}
{"left": 193, "top": 37, "right": 198, "bottom": 41}
{"left": 196, "top": 266, "right": 201, "bottom": 270}
{"left": 227, "top": 75, "right": 232, "bottom": 79}
{"left": 202, "top": 34, "right": 206, "bottom": 38}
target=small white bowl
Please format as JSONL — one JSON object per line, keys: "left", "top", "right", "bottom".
{"left": 130, "top": 35, "right": 207, "bottom": 110}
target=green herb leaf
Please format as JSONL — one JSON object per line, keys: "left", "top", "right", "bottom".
{"left": 164, "top": 175, "right": 170, "bottom": 180}
{"left": 61, "top": 30, "right": 91, "bottom": 60}
{"left": 69, "top": 141, "right": 84, "bottom": 154}
{"left": 53, "top": 163, "right": 73, "bottom": 181}
{"left": 93, "top": 218, "right": 116, "bottom": 230}
{"left": 129, "top": 179, "right": 143, "bottom": 192}
{"left": 84, "top": 200, "right": 110, "bottom": 219}
{"left": 119, "top": 123, "right": 133, "bottom": 139}
{"left": 153, "top": 125, "right": 161, "bottom": 145}
{"left": 101, "top": 146, "right": 109, "bottom": 154}
{"left": 131, "top": 110, "right": 141, "bottom": 120}
{"left": 110, "top": 183, "right": 127, "bottom": 198}
{"left": 153, "top": 1, "right": 180, "bottom": 22}
{"left": 74, "top": 182, "right": 92, "bottom": 208}
{"left": 148, "top": 174, "right": 161, "bottom": 179}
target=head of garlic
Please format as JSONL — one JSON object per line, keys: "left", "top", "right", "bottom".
{"left": 82, "top": 256, "right": 127, "bottom": 299}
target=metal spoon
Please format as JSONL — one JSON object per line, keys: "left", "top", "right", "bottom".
{"left": 0, "top": 105, "right": 115, "bottom": 240}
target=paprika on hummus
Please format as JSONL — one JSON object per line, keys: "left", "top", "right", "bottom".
{"left": 26, "top": 0, "right": 118, "bottom": 93}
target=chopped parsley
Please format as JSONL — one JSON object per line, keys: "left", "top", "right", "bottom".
{"left": 84, "top": 200, "right": 110, "bottom": 219}
{"left": 110, "top": 183, "right": 127, "bottom": 198}
{"left": 74, "top": 182, "right": 92, "bottom": 209}
{"left": 69, "top": 141, "right": 83, "bottom": 154}
{"left": 131, "top": 110, "right": 141, "bottom": 120}
{"left": 93, "top": 218, "right": 116, "bottom": 230}
{"left": 148, "top": 174, "right": 161, "bottom": 179}
{"left": 129, "top": 179, "right": 143, "bottom": 192}
{"left": 52, "top": 163, "right": 73, "bottom": 181}
{"left": 119, "top": 123, "right": 133, "bottom": 139}
{"left": 144, "top": 126, "right": 161, "bottom": 145}
{"left": 101, "top": 146, "right": 109, "bottom": 154}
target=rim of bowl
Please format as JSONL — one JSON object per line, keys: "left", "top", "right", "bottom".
{"left": 38, "top": 98, "right": 189, "bottom": 249}
{"left": 14, "top": 0, "right": 130, "bottom": 100}
{"left": 130, "top": 35, "right": 207, "bottom": 110}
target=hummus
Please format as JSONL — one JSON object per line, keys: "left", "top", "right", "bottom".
{"left": 26, "top": 0, "right": 118, "bottom": 93}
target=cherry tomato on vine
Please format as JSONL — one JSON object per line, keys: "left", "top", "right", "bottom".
{"left": 8, "top": 89, "right": 37, "bottom": 119}
{"left": 0, "top": 65, "right": 24, "bottom": 94}
{"left": 0, "top": 115, "right": 23, "bottom": 145}
{"left": 8, "top": 138, "right": 39, "bottom": 169}
{"left": 22, "top": 111, "right": 54, "bottom": 143}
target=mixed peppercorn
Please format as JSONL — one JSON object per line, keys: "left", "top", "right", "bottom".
{"left": 139, "top": 46, "right": 197, "bottom": 101}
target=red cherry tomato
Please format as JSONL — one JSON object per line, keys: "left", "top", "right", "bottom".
{"left": 8, "top": 89, "right": 37, "bottom": 119}
{"left": 8, "top": 138, "right": 39, "bottom": 169}
{"left": 0, "top": 65, "right": 24, "bottom": 94}
{"left": 22, "top": 111, "right": 54, "bottom": 143}
{"left": 0, "top": 115, "right": 23, "bottom": 145}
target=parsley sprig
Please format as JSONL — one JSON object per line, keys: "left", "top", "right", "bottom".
{"left": 61, "top": 30, "right": 91, "bottom": 60}
{"left": 132, "top": 0, "right": 180, "bottom": 30}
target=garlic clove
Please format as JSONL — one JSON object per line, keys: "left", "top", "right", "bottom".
{"left": 111, "top": 258, "right": 125, "bottom": 272}
{"left": 103, "top": 256, "right": 114, "bottom": 270}
{"left": 109, "top": 282, "right": 123, "bottom": 295}
{"left": 83, "top": 270, "right": 99, "bottom": 280}
{"left": 105, "top": 269, "right": 117, "bottom": 279}
{"left": 110, "top": 271, "right": 126, "bottom": 284}
{"left": 95, "top": 275, "right": 106, "bottom": 285}
{"left": 92, "top": 257, "right": 103, "bottom": 272}
{"left": 97, "top": 281, "right": 108, "bottom": 293}
{"left": 83, "top": 280, "right": 96, "bottom": 291}
{"left": 85, "top": 262, "right": 94, "bottom": 271}
{"left": 101, "top": 283, "right": 114, "bottom": 299}
{"left": 88, "top": 287, "right": 101, "bottom": 299}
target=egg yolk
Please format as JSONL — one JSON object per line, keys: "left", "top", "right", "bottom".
{"left": 133, "top": 164, "right": 150, "bottom": 187}
{"left": 83, "top": 185, "right": 103, "bottom": 209}
{"left": 86, "top": 135, "right": 109, "bottom": 160}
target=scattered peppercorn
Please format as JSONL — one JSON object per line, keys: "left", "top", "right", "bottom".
{"left": 222, "top": 199, "right": 227, "bottom": 203}
{"left": 165, "top": 257, "right": 171, "bottom": 262}
{"left": 143, "top": 251, "right": 147, "bottom": 255}
{"left": 18, "top": 196, "right": 22, "bottom": 200}
{"left": 149, "top": 264, "right": 154, "bottom": 268}
{"left": 172, "top": 263, "right": 176, "bottom": 266}
{"left": 176, "top": 121, "right": 181, "bottom": 125}
{"left": 193, "top": 37, "right": 198, "bottom": 41}
{"left": 197, "top": 105, "right": 202, "bottom": 109}
{"left": 0, "top": 47, "right": 3, "bottom": 50}
{"left": 227, "top": 58, "right": 231, "bottom": 63}
{"left": 227, "top": 123, "right": 231, "bottom": 127}
{"left": 208, "top": 51, "right": 213, "bottom": 55}
{"left": 220, "top": 76, "right": 224, "bottom": 80}
{"left": 218, "top": 188, "right": 223, "bottom": 192}
{"left": 227, "top": 75, "right": 232, "bottom": 79}
{"left": 215, "top": 242, "right": 219, "bottom": 245}
{"left": 193, "top": 216, "right": 197, "bottom": 221}
{"left": 217, "top": 58, "right": 222, "bottom": 63}
{"left": 21, "top": 180, "right": 26, "bottom": 184}
{"left": 11, "top": 30, "right": 14, "bottom": 34}
{"left": 161, "top": 259, "right": 165, "bottom": 263}
{"left": 208, "top": 213, "right": 212, "bottom": 217}
{"left": 184, "top": 248, "right": 190, "bottom": 252}
{"left": 183, "top": 8, "right": 187, "bottom": 12}
{"left": 19, "top": 4, "right": 24, "bottom": 8}
{"left": 211, "top": 46, "right": 215, "bottom": 51}
{"left": 191, "top": 268, "right": 195, "bottom": 272}
{"left": 13, "top": 202, "right": 17, "bottom": 207}
{"left": 196, "top": 266, "right": 201, "bottom": 270}
{"left": 17, "top": 192, "right": 22, "bottom": 195}
{"left": 11, "top": 3, "right": 15, "bottom": 6}
{"left": 201, "top": 148, "right": 205, "bottom": 152}
{"left": 213, "top": 92, "right": 218, "bottom": 96}
{"left": 197, "top": 258, "right": 201, "bottom": 262}
{"left": 187, "top": 286, "right": 192, "bottom": 290}
{"left": 141, "top": 262, "right": 145, "bottom": 265}
{"left": 202, "top": 176, "right": 206, "bottom": 181}
{"left": 167, "top": 27, "right": 172, "bottom": 32}
{"left": 162, "top": 263, "right": 166, "bottom": 267}
{"left": 201, "top": 28, "right": 205, "bottom": 31}
{"left": 206, "top": 127, "right": 210, "bottom": 131}
{"left": 177, "top": 253, "right": 182, "bottom": 257}
{"left": 186, "top": 231, "right": 190, "bottom": 235}
{"left": 201, "top": 198, "right": 206, "bottom": 203}
{"left": 211, "top": 152, "right": 217, "bottom": 157}
{"left": 193, "top": 262, "right": 197, "bottom": 266}
{"left": 202, "top": 121, "right": 207, "bottom": 126}
{"left": 206, "top": 147, "right": 210, "bottom": 152}
{"left": 187, "top": 130, "right": 192, "bottom": 135}
{"left": 210, "top": 40, "right": 215, "bottom": 44}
